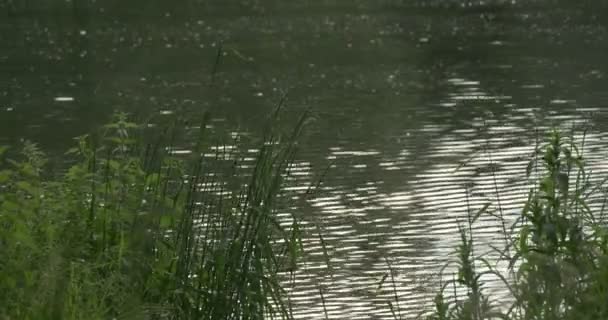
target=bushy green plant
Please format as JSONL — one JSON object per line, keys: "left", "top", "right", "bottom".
{"left": 0, "top": 110, "right": 307, "bottom": 320}
{"left": 425, "top": 129, "right": 608, "bottom": 320}
{"left": 512, "top": 130, "right": 608, "bottom": 320}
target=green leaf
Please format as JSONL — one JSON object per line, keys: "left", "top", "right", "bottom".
{"left": 541, "top": 176, "right": 554, "bottom": 198}
{"left": 159, "top": 214, "right": 173, "bottom": 229}
{"left": 19, "top": 163, "right": 37, "bottom": 177}
{"left": 108, "top": 160, "right": 120, "bottom": 171}
{"left": 0, "top": 169, "right": 12, "bottom": 184}
{"left": 146, "top": 173, "right": 160, "bottom": 187}
{"left": 16, "top": 181, "right": 38, "bottom": 196}
{"left": 65, "top": 147, "right": 80, "bottom": 155}
{"left": 124, "top": 122, "right": 138, "bottom": 129}
{"left": 65, "top": 164, "right": 87, "bottom": 182}
{"left": 24, "top": 270, "right": 36, "bottom": 287}
{"left": 13, "top": 221, "right": 35, "bottom": 247}
{"left": 2, "top": 200, "right": 19, "bottom": 213}
{"left": 107, "top": 137, "right": 123, "bottom": 144}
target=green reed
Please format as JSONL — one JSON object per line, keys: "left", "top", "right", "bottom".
{"left": 0, "top": 109, "right": 307, "bottom": 320}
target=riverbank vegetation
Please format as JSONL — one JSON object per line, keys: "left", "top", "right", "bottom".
{"left": 0, "top": 110, "right": 309, "bottom": 319}
{"left": 2, "top": 112, "right": 608, "bottom": 320}
{"left": 424, "top": 130, "right": 608, "bottom": 320}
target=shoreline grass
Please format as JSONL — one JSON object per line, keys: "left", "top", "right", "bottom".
{"left": 0, "top": 110, "right": 308, "bottom": 320}
{"left": 3, "top": 113, "right": 608, "bottom": 320}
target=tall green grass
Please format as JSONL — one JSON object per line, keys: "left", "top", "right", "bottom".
{"left": 0, "top": 110, "right": 308, "bottom": 320}
{"left": 5, "top": 111, "right": 608, "bottom": 320}
{"left": 424, "top": 130, "right": 608, "bottom": 320}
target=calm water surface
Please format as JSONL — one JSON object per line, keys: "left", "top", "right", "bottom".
{"left": 2, "top": 0, "right": 608, "bottom": 318}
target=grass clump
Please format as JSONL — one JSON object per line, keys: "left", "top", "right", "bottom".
{"left": 425, "top": 130, "right": 608, "bottom": 320}
{"left": 0, "top": 110, "right": 307, "bottom": 320}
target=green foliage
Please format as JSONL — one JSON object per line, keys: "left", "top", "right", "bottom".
{"left": 6, "top": 114, "right": 608, "bottom": 320}
{"left": 425, "top": 129, "right": 608, "bottom": 320}
{"left": 0, "top": 111, "right": 307, "bottom": 319}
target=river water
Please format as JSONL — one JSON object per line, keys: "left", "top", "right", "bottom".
{"left": 2, "top": 0, "right": 608, "bottom": 318}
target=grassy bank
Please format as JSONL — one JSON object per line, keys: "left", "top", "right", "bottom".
{"left": 0, "top": 111, "right": 308, "bottom": 320}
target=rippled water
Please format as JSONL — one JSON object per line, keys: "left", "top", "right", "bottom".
{"left": 2, "top": 0, "right": 608, "bottom": 318}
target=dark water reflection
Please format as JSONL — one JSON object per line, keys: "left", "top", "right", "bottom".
{"left": 2, "top": 0, "right": 608, "bottom": 318}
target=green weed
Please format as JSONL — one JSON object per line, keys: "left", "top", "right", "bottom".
{"left": 424, "top": 129, "right": 608, "bottom": 320}
{"left": 0, "top": 109, "right": 308, "bottom": 320}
